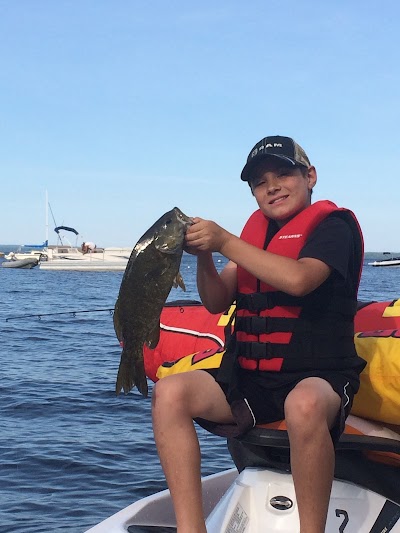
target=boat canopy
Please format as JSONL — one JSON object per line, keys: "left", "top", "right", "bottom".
{"left": 54, "top": 226, "right": 79, "bottom": 235}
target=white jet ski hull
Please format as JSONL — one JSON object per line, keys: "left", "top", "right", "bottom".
{"left": 207, "top": 467, "right": 400, "bottom": 532}
{"left": 84, "top": 466, "right": 400, "bottom": 532}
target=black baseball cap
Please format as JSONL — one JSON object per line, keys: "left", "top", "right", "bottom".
{"left": 241, "top": 135, "right": 311, "bottom": 181}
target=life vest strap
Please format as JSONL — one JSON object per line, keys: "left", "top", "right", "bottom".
{"left": 237, "top": 340, "right": 357, "bottom": 370}
{"left": 237, "top": 341, "right": 288, "bottom": 360}
{"left": 236, "top": 291, "right": 358, "bottom": 317}
{"left": 236, "top": 316, "right": 354, "bottom": 337}
{"left": 236, "top": 316, "right": 296, "bottom": 334}
{"left": 236, "top": 292, "right": 299, "bottom": 312}
{"left": 238, "top": 356, "right": 284, "bottom": 371}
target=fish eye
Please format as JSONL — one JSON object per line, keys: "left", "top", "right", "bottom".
{"left": 162, "top": 218, "right": 173, "bottom": 230}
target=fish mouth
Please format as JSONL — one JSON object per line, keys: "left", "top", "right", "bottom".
{"left": 179, "top": 218, "right": 193, "bottom": 230}
{"left": 177, "top": 213, "right": 193, "bottom": 230}
{"left": 157, "top": 243, "right": 182, "bottom": 254}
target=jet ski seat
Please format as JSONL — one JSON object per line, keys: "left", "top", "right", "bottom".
{"left": 228, "top": 423, "right": 400, "bottom": 504}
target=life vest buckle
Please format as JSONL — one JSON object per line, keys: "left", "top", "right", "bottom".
{"left": 237, "top": 292, "right": 276, "bottom": 313}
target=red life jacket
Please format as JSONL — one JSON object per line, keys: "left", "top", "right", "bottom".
{"left": 235, "top": 200, "right": 364, "bottom": 372}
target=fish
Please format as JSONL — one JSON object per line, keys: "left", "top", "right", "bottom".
{"left": 113, "top": 207, "right": 192, "bottom": 397}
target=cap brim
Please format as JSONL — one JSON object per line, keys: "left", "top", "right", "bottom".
{"left": 241, "top": 154, "right": 296, "bottom": 181}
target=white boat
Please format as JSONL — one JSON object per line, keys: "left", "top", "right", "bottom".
{"left": 7, "top": 233, "right": 132, "bottom": 272}
{"left": 6, "top": 244, "right": 132, "bottom": 271}
{"left": 5, "top": 249, "right": 47, "bottom": 261}
{"left": 39, "top": 246, "right": 132, "bottom": 271}
{"left": 84, "top": 414, "right": 400, "bottom": 532}
{"left": 369, "top": 258, "right": 400, "bottom": 268}
{"left": 368, "top": 252, "right": 400, "bottom": 267}
{"left": 6, "top": 192, "right": 133, "bottom": 271}
{"left": 1, "top": 257, "right": 39, "bottom": 269}
{"left": 39, "top": 224, "right": 132, "bottom": 270}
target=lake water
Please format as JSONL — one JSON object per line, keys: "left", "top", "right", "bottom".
{"left": 0, "top": 249, "right": 398, "bottom": 532}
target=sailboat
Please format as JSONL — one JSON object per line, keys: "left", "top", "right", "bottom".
{"left": 5, "top": 192, "right": 133, "bottom": 271}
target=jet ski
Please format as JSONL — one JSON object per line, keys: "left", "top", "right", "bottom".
{"left": 84, "top": 414, "right": 400, "bottom": 532}
{"left": 85, "top": 299, "right": 400, "bottom": 532}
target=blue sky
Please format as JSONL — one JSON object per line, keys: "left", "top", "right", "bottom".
{"left": 1, "top": 1, "right": 399, "bottom": 251}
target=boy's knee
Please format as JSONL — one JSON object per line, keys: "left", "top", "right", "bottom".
{"left": 152, "top": 376, "right": 188, "bottom": 409}
{"left": 284, "top": 388, "right": 321, "bottom": 428}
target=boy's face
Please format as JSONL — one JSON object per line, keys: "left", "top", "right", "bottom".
{"left": 249, "top": 158, "right": 317, "bottom": 227}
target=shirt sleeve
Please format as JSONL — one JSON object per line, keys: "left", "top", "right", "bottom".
{"left": 298, "top": 216, "right": 353, "bottom": 280}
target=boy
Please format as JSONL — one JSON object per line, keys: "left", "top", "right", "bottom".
{"left": 152, "top": 135, "right": 366, "bottom": 533}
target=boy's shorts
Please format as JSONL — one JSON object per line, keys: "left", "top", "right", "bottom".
{"left": 195, "top": 367, "right": 360, "bottom": 445}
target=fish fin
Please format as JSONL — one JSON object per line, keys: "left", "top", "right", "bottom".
{"left": 113, "top": 298, "right": 123, "bottom": 342}
{"left": 115, "top": 347, "right": 148, "bottom": 398}
{"left": 175, "top": 271, "right": 186, "bottom": 291}
{"left": 146, "top": 324, "right": 160, "bottom": 349}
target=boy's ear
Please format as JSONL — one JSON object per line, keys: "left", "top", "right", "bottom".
{"left": 307, "top": 166, "right": 317, "bottom": 190}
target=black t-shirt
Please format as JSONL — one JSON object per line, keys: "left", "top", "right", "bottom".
{"left": 300, "top": 216, "right": 353, "bottom": 278}
{"left": 266, "top": 214, "right": 359, "bottom": 300}
{"left": 298, "top": 215, "right": 359, "bottom": 299}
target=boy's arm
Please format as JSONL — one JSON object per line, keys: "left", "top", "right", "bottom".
{"left": 186, "top": 218, "right": 331, "bottom": 298}
{"left": 196, "top": 253, "right": 237, "bottom": 314}
{"left": 220, "top": 234, "right": 332, "bottom": 297}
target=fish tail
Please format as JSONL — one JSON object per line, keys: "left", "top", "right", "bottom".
{"left": 115, "top": 350, "right": 135, "bottom": 396}
{"left": 115, "top": 349, "right": 148, "bottom": 397}
{"left": 134, "top": 360, "right": 148, "bottom": 397}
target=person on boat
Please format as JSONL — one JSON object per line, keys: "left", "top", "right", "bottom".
{"left": 81, "top": 241, "right": 96, "bottom": 254}
{"left": 152, "top": 135, "right": 366, "bottom": 533}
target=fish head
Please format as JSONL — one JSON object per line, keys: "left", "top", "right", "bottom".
{"left": 153, "top": 207, "right": 193, "bottom": 255}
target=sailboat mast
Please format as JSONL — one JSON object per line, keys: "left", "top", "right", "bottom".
{"left": 45, "top": 190, "right": 49, "bottom": 246}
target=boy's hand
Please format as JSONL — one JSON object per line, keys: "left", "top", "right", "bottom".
{"left": 185, "top": 217, "right": 230, "bottom": 254}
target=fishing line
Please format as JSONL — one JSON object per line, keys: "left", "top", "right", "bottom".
{"left": 5, "top": 308, "right": 115, "bottom": 322}
{"left": 5, "top": 300, "right": 205, "bottom": 323}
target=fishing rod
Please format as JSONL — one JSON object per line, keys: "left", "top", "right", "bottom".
{"left": 5, "top": 308, "right": 115, "bottom": 322}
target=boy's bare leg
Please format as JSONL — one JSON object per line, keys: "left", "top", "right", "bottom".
{"left": 285, "top": 377, "right": 341, "bottom": 533}
{"left": 152, "top": 370, "right": 234, "bottom": 533}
